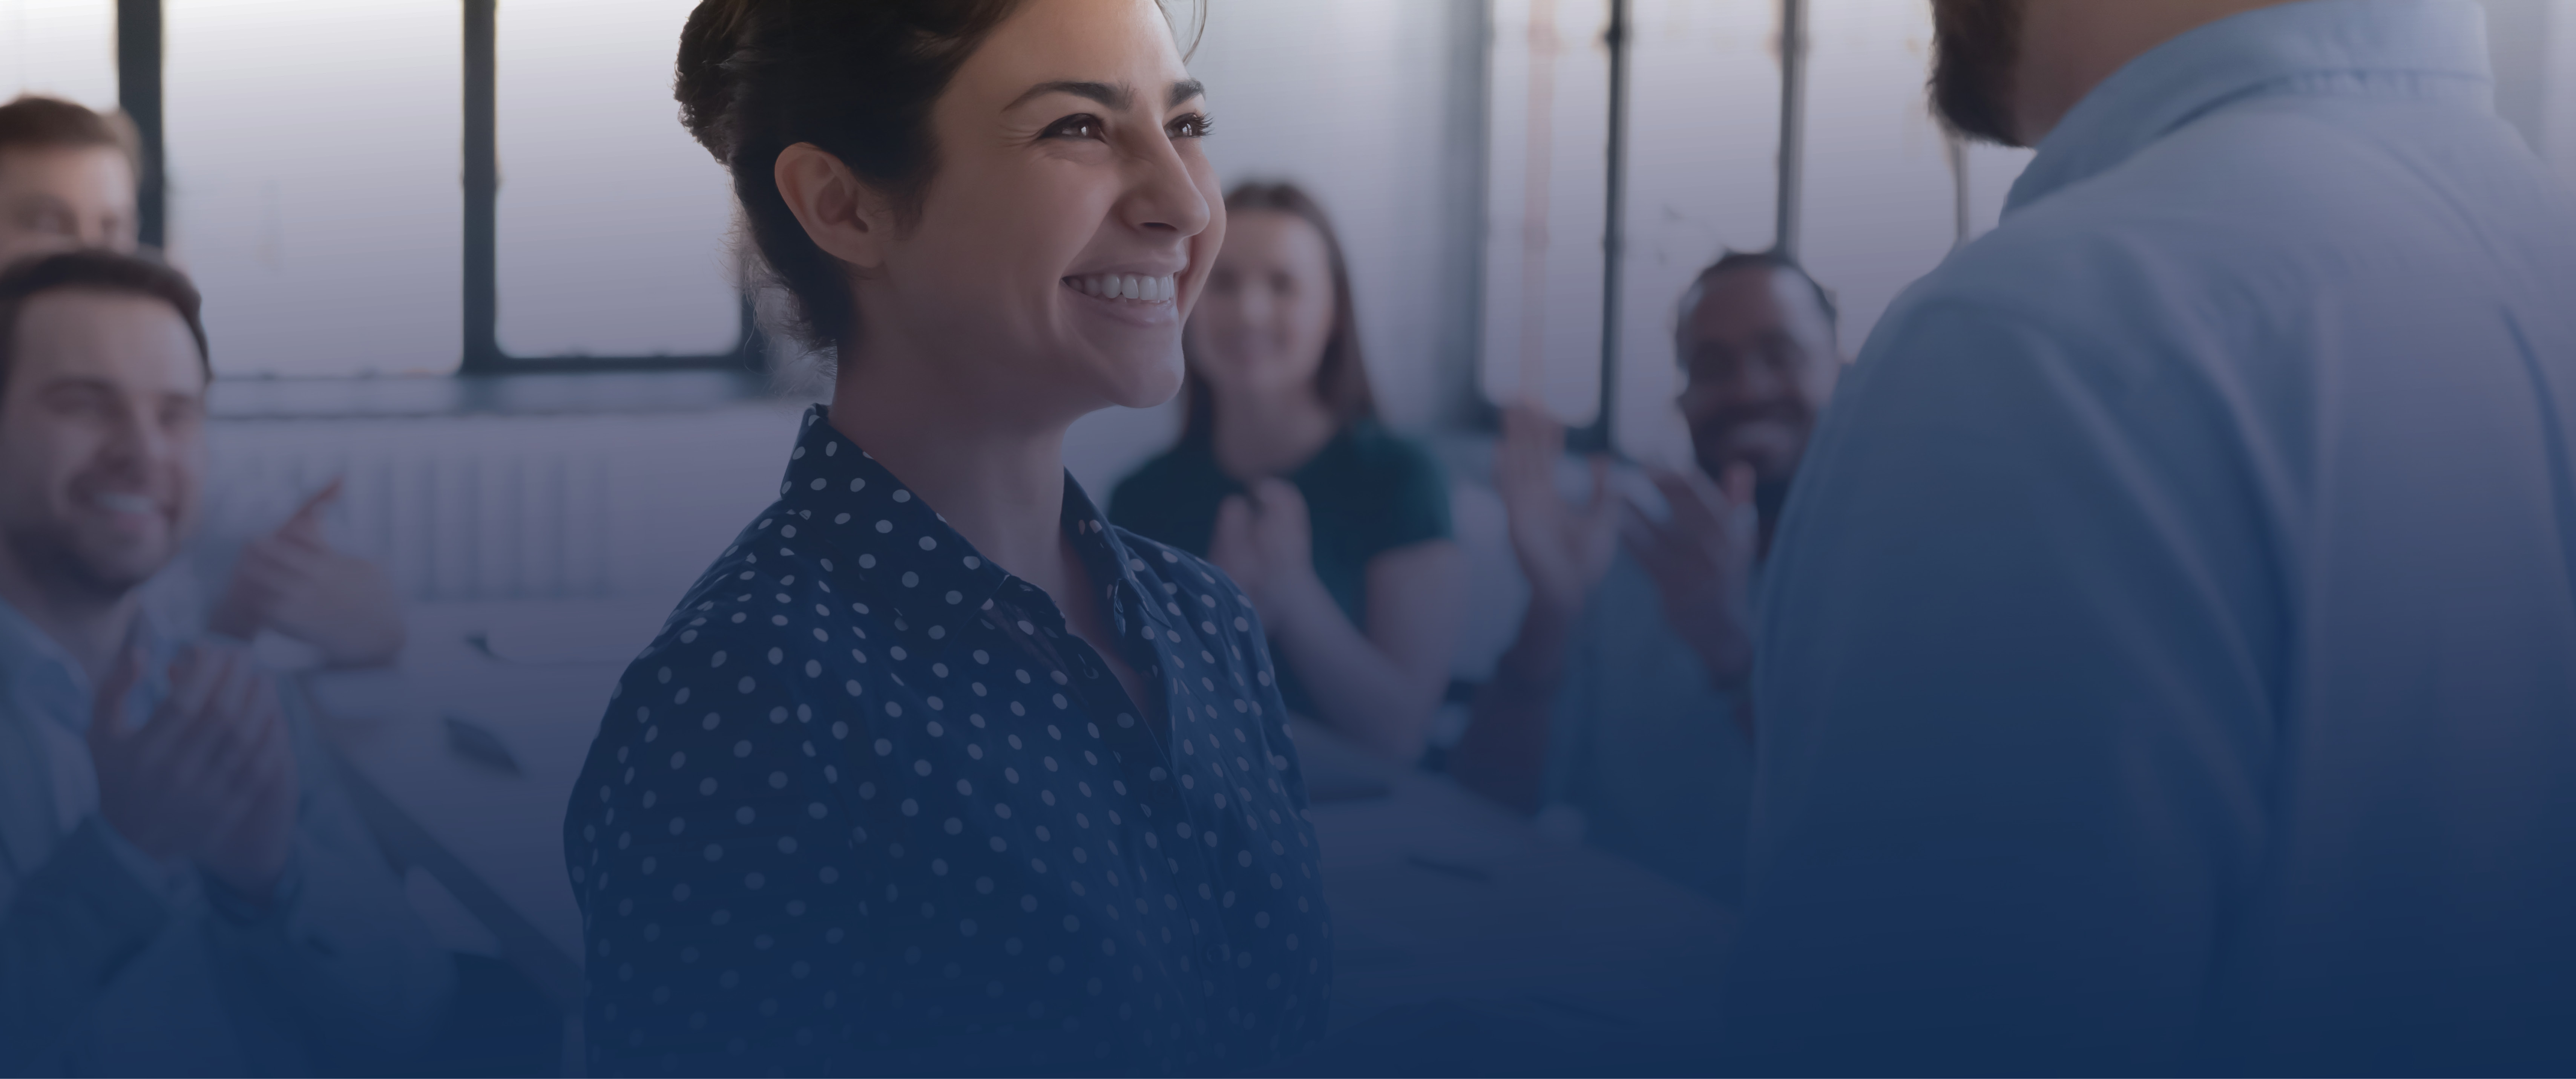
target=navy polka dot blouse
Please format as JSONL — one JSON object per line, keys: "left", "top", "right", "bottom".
{"left": 564, "top": 407, "right": 1334, "bottom": 1075}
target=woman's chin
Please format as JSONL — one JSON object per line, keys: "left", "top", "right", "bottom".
{"left": 1054, "top": 327, "right": 1186, "bottom": 410}
{"left": 1102, "top": 348, "right": 1187, "bottom": 410}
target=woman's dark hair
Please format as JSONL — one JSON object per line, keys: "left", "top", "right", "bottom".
{"left": 1181, "top": 181, "right": 1377, "bottom": 444}
{"left": 678, "top": 0, "right": 1204, "bottom": 360}
{"left": 0, "top": 249, "right": 207, "bottom": 407}
{"left": 678, "top": 0, "right": 1030, "bottom": 357}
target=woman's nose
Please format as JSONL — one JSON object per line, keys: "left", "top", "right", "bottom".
{"left": 1122, "top": 139, "right": 1213, "bottom": 240}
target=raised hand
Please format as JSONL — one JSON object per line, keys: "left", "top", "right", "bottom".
{"left": 209, "top": 479, "right": 406, "bottom": 667}
{"left": 1210, "top": 480, "right": 1322, "bottom": 623}
{"left": 1622, "top": 462, "right": 1761, "bottom": 689}
{"left": 195, "top": 695, "right": 299, "bottom": 901}
{"left": 1496, "top": 403, "right": 1621, "bottom": 622}
{"left": 89, "top": 644, "right": 300, "bottom": 899}
{"left": 1210, "top": 490, "right": 1267, "bottom": 605}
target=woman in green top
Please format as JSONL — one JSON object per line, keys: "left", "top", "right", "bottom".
{"left": 1110, "top": 182, "right": 1464, "bottom": 761}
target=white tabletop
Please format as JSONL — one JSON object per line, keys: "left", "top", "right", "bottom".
{"left": 310, "top": 600, "right": 1734, "bottom": 1037}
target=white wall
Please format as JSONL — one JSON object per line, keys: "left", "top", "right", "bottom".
{"left": 206, "top": 398, "right": 1243, "bottom": 612}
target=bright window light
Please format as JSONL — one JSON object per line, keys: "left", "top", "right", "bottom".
{"left": 1798, "top": 0, "right": 2027, "bottom": 348}
{"left": 1611, "top": 0, "right": 1780, "bottom": 466}
{"left": 1, "top": 0, "right": 116, "bottom": 109}
{"left": 165, "top": 0, "right": 463, "bottom": 376}
{"left": 496, "top": 0, "right": 739, "bottom": 360}
{"left": 1480, "top": 0, "right": 1615, "bottom": 428}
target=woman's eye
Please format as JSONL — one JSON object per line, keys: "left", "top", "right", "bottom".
{"left": 1167, "top": 112, "right": 1214, "bottom": 139}
{"left": 1043, "top": 115, "right": 1107, "bottom": 141}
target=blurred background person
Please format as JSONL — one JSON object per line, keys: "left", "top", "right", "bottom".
{"left": 1451, "top": 250, "right": 1838, "bottom": 903}
{"left": 0, "top": 93, "right": 402, "bottom": 669}
{"left": 1111, "top": 181, "right": 1463, "bottom": 761}
{"left": 1724, "top": 0, "right": 2576, "bottom": 1072}
{"left": 0, "top": 95, "right": 137, "bottom": 263}
{"left": 0, "top": 249, "right": 452, "bottom": 1075}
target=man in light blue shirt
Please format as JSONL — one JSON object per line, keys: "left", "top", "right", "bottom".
{"left": 1724, "top": 0, "right": 2576, "bottom": 1073}
{"left": 0, "top": 250, "right": 452, "bottom": 1074}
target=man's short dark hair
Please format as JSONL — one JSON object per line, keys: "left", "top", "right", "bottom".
{"left": 0, "top": 95, "right": 142, "bottom": 173}
{"left": 1688, "top": 249, "right": 1840, "bottom": 344}
{"left": 0, "top": 249, "right": 209, "bottom": 406}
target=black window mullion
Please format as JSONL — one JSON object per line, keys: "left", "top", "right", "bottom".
{"left": 117, "top": 0, "right": 166, "bottom": 250}
{"left": 1577, "top": 0, "right": 1632, "bottom": 453}
{"left": 463, "top": 0, "right": 500, "bottom": 372}
{"left": 459, "top": 0, "right": 758, "bottom": 376}
{"left": 1776, "top": 0, "right": 1809, "bottom": 260}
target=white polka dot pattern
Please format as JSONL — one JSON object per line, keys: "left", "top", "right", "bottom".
{"left": 565, "top": 406, "right": 1332, "bottom": 1075}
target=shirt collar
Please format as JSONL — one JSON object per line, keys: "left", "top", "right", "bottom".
{"left": 0, "top": 592, "right": 175, "bottom": 735}
{"left": 2007, "top": 0, "right": 2495, "bottom": 215}
{"left": 774, "top": 406, "right": 1175, "bottom": 648}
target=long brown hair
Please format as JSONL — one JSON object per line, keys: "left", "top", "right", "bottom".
{"left": 1181, "top": 181, "right": 1376, "bottom": 444}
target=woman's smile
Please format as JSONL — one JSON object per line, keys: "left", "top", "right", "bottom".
{"left": 1061, "top": 267, "right": 1184, "bottom": 325}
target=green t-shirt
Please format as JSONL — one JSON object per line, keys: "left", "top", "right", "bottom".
{"left": 1108, "top": 421, "right": 1452, "bottom": 717}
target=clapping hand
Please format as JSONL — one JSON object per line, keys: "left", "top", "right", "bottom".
{"left": 89, "top": 643, "right": 301, "bottom": 901}
{"left": 1621, "top": 462, "right": 1760, "bottom": 689}
{"left": 1496, "top": 404, "right": 1621, "bottom": 623}
{"left": 1209, "top": 479, "right": 1323, "bottom": 625}
{"left": 209, "top": 479, "right": 406, "bottom": 667}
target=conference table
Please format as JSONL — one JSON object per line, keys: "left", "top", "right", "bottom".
{"left": 303, "top": 600, "right": 1734, "bottom": 1068}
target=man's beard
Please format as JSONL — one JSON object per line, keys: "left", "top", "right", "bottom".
{"left": 1931, "top": 0, "right": 2026, "bottom": 147}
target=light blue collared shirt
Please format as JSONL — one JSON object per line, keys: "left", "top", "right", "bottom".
{"left": 1728, "top": 1, "right": 2576, "bottom": 1073}
{"left": 0, "top": 594, "right": 456, "bottom": 1074}
{"left": 0, "top": 597, "right": 196, "bottom": 892}
{"left": 1542, "top": 552, "right": 1753, "bottom": 903}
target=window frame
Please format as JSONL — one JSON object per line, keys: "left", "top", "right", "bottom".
{"left": 117, "top": 0, "right": 764, "bottom": 377}
{"left": 112, "top": 0, "right": 1834, "bottom": 403}
{"left": 1472, "top": 0, "right": 1813, "bottom": 452}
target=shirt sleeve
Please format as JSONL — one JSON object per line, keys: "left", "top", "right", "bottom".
{"left": 202, "top": 691, "right": 458, "bottom": 1072}
{"left": 1721, "top": 298, "right": 2279, "bottom": 1074}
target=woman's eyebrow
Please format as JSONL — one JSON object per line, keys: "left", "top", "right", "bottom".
{"left": 1009, "top": 80, "right": 1130, "bottom": 111}
{"left": 1006, "top": 78, "right": 1207, "bottom": 112}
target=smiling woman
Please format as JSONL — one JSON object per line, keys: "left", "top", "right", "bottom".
{"left": 563, "top": 0, "right": 1334, "bottom": 1074}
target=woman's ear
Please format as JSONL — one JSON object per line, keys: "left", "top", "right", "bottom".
{"left": 774, "top": 143, "right": 898, "bottom": 272}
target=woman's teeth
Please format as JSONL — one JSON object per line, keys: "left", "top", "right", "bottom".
{"left": 1067, "top": 273, "right": 1176, "bottom": 303}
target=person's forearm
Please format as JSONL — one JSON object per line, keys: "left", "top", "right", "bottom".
{"left": 1450, "top": 603, "right": 1579, "bottom": 814}
{"left": 1262, "top": 582, "right": 1448, "bottom": 760}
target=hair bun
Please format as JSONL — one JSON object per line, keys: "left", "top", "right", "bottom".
{"left": 675, "top": 0, "right": 759, "bottom": 162}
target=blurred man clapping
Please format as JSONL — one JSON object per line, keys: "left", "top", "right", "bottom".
{"left": 1, "top": 94, "right": 404, "bottom": 668}
{"left": 1452, "top": 251, "right": 1838, "bottom": 902}
{"left": 0, "top": 250, "right": 450, "bottom": 1075}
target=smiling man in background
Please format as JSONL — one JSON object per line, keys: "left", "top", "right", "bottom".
{"left": 0, "top": 249, "right": 454, "bottom": 1074}
{"left": 0, "top": 93, "right": 404, "bottom": 669}
{"left": 1724, "top": 0, "right": 2576, "bottom": 1072}
{"left": 1452, "top": 251, "right": 1839, "bottom": 904}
